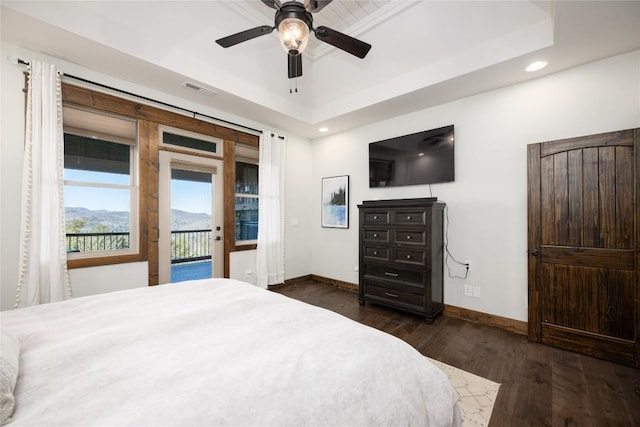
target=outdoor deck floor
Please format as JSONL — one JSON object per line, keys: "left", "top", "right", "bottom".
{"left": 171, "top": 260, "right": 211, "bottom": 283}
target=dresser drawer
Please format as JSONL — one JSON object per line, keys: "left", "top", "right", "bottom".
{"left": 363, "top": 246, "right": 390, "bottom": 262}
{"left": 364, "top": 282, "right": 425, "bottom": 308}
{"left": 394, "top": 248, "right": 426, "bottom": 266}
{"left": 393, "top": 209, "right": 426, "bottom": 226}
{"left": 363, "top": 210, "right": 390, "bottom": 225}
{"left": 363, "top": 229, "right": 389, "bottom": 243}
{"left": 392, "top": 229, "right": 426, "bottom": 245}
{"left": 364, "top": 263, "right": 425, "bottom": 284}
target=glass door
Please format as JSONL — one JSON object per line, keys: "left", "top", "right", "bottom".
{"left": 159, "top": 150, "right": 223, "bottom": 284}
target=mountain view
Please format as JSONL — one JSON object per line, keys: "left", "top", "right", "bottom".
{"left": 65, "top": 207, "right": 211, "bottom": 232}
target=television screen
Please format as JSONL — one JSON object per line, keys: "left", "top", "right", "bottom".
{"left": 369, "top": 125, "right": 454, "bottom": 187}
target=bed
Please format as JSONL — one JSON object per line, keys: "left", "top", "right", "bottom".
{"left": 1, "top": 278, "right": 461, "bottom": 426}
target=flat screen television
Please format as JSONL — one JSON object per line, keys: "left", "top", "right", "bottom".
{"left": 369, "top": 125, "right": 454, "bottom": 187}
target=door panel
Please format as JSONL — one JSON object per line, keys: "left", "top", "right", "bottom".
{"left": 540, "top": 264, "right": 634, "bottom": 340}
{"left": 158, "top": 150, "right": 224, "bottom": 284}
{"left": 528, "top": 128, "right": 638, "bottom": 367}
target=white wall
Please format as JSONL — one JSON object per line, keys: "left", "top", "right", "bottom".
{"left": 68, "top": 263, "right": 148, "bottom": 298}
{"left": 0, "top": 41, "right": 313, "bottom": 310}
{"left": 0, "top": 43, "right": 26, "bottom": 310}
{"left": 2, "top": 38, "right": 638, "bottom": 322}
{"left": 229, "top": 250, "right": 257, "bottom": 285}
{"left": 311, "top": 50, "right": 640, "bottom": 322}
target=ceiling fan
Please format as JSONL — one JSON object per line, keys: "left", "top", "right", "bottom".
{"left": 215, "top": 0, "right": 372, "bottom": 79}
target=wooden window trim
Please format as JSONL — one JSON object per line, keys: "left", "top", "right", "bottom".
{"left": 62, "top": 84, "right": 258, "bottom": 146}
{"left": 222, "top": 140, "right": 261, "bottom": 277}
{"left": 61, "top": 83, "right": 259, "bottom": 281}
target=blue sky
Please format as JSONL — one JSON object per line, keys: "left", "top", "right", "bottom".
{"left": 171, "top": 179, "right": 211, "bottom": 215}
{"left": 64, "top": 169, "right": 211, "bottom": 215}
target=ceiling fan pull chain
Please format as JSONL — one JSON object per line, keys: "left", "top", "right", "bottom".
{"left": 289, "top": 75, "right": 299, "bottom": 94}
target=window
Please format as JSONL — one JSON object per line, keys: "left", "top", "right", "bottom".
{"left": 63, "top": 106, "right": 138, "bottom": 258}
{"left": 235, "top": 144, "right": 259, "bottom": 244}
{"left": 159, "top": 126, "right": 222, "bottom": 156}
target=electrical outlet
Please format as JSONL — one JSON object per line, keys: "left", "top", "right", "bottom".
{"left": 464, "top": 284, "right": 472, "bottom": 297}
{"left": 473, "top": 286, "right": 481, "bottom": 298}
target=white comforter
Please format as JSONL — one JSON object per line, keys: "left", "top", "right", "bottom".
{"left": 1, "top": 279, "right": 461, "bottom": 426}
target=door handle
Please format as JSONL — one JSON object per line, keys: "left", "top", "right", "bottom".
{"left": 527, "top": 249, "right": 540, "bottom": 256}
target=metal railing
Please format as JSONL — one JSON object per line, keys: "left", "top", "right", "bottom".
{"left": 170, "top": 229, "right": 212, "bottom": 264}
{"left": 66, "top": 229, "right": 212, "bottom": 264}
{"left": 66, "top": 232, "right": 130, "bottom": 253}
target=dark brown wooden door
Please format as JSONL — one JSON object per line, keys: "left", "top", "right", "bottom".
{"left": 528, "top": 129, "right": 639, "bottom": 367}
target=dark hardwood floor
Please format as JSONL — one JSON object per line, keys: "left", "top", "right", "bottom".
{"left": 272, "top": 279, "right": 640, "bottom": 427}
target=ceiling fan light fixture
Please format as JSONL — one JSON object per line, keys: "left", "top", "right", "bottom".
{"left": 278, "top": 18, "right": 310, "bottom": 54}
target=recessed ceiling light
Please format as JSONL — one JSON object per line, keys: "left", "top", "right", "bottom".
{"left": 526, "top": 61, "right": 548, "bottom": 72}
{"left": 319, "top": 127, "right": 329, "bottom": 133}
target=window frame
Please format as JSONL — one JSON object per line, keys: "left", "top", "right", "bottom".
{"left": 63, "top": 106, "right": 142, "bottom": 267}
{"left": 158, "top": 125, "right": 223, "bottom": 156}
{"left": 63, "top": 123, "right": 140, "bottom": 259}
{"left": 234, "top": 158, "right": 259, "bottom": 245}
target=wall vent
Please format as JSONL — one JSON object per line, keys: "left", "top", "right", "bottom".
{"left": 182, "top": 81, "right": 217, "bottom": 96}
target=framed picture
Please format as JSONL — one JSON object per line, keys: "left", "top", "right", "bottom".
{"left": 322, "top": 175, "right": 349, "bottom": 228}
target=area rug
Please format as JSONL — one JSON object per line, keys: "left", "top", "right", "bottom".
{"left": 427, "top": 357, "right": 501, "bottom": 427}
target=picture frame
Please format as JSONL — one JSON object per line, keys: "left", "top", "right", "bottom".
{"left": 321, "top": 175, "right": 349, "bottom": 228}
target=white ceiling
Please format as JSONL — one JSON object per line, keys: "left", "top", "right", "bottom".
{"left": 2, "top": 1, "right": 639, "bottom": 139}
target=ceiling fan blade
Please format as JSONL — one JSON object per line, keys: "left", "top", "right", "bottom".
{"left": 288, "top": 53, "right": 303, "bottom": 78}
{"left": 305, "top": 0, "right": 332, "bottom": 13}
{"left": 215, "top": 26, "right": 275, "bottom": 48}
{"left": 261, "top": 0, "right": 281, "bottom": 10}
{"left": 314, "top": 26, "right": 371, "bottom": 58}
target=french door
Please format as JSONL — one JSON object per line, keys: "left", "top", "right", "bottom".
{"left": 158, "top": 150, "right": 224, "bottom": 284}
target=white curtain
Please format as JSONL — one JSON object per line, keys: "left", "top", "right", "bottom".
{"left": 255, "top": 132, "right": 286, "bottom": 289}
{"left": 15, "top": 60, "right": 72, "bottom": 307}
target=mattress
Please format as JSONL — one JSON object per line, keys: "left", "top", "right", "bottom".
{"left": 1, "top": 278, "right": 461, "bottom": 426}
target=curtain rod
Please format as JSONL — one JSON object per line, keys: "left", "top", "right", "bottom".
{"left": 15, "top": 57, "right": 263, "bottom": 135}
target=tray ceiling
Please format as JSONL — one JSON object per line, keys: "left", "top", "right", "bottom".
{"left": 2, "top": 1, "right": 639, "bottom": 138}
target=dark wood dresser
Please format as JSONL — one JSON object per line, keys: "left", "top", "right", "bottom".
{"left": 358, "top": 198, "right": 444, "bottom": 323}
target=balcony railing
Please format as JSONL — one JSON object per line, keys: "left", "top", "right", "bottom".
{"left": 170, "top": 229, "right": 212, "bottom": 264}
{"left": 66, "top": 232, "right": 130, "bottom": 253}
{"left": 65, "top": 229, "right": 212, "bottom": 264}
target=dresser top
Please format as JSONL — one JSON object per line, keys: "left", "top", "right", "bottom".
{"left": 358, "top": 198, "right": 442, "bottom": 208}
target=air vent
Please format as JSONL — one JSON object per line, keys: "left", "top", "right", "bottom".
{"left": 182, "top": 81, "right": 217, "bottom": 96}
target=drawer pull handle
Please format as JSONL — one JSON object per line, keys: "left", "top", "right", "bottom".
{"left": 373, "top": 215, "right": 378, "bottom": 220}
{"left": 407, "top": 215, "right": 412, "bottom": 220}
{"left": 406, "top": 255, "right": 412, "bottom": 260}
{"left": 406, "top": 235, "right": 412, "bottom": 240}
{"left": 373, "top": 233, "right": 378, "bottom": 238}
{"left": 385, "top": 292, "right": 399, "bottom": 298}
{"left": 384, "top": 272, "right": 399, "bottom": 277}
{"left": 373, "top": 251, "right": 378, "bottom": 255}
